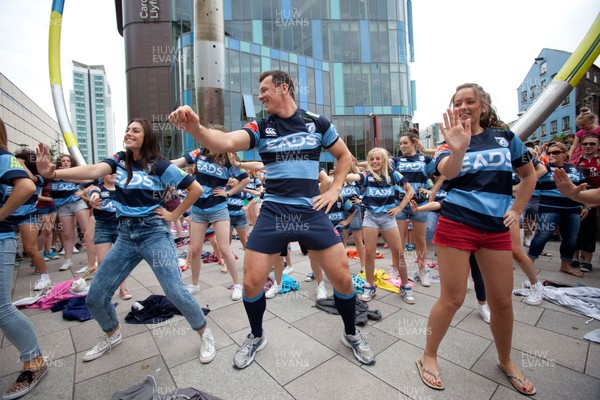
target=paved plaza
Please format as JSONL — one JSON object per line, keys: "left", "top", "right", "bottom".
{"left": 2, "top": 237, "right": 600, "bottom": 399}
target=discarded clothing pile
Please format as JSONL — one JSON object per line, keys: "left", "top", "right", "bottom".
{"left": 13, "top": 279, "right": 86, "bottom": 310}
{"left": 346, "top": 248, "right": 383, "bottom": 259}
{"left": 357, "top": 269, "right": 403, "bottom": 294}
{"left": 111, "top": 375, "right": 221, "bottom": 400}
{"left": 125, "top": 294, "right": 210, "bottom": 325}
{"left": 315, "top": 297, "right": 382, "bottom": 325}
{"left": 513, "top": 283, "right": 600, "bottom": 320}
{"left": 263, "top": 274, "right": 300, "bottom": 295}
{"left": 51, "top": 297, "right": 94, "bottom": 321}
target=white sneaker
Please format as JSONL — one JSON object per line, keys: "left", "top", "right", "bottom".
{"left": 400, "top": 285, "right": 415, "bottom": 304}
{"left": 282, "top": 265, "right": 293, "bottom": 275}
{"left": 231, "top": 284, "right": 243, "bottom": 301}
{"left": 265, "top": 282, "right": 280, "bottom": 299}
{"left": 418, "top": 269, "right": 431, "bottom": 287}
{"left": 360, "top": 284, "right": 376, "bottom": 302}
{"left": 59, "top": 248, "right": 65, "bottom": 255}
{"left": 523, "top": 236, "right": 532, "bottom": 247}
{"left": 33, "top": 274, "right": 51, "bottom": 291}
{"left": 316, "top": 281, "right": 328, "bottom": 300}
{"left": 187, "top": 284, "right": 200, "bottom": 295}
{"left": 41, "top": 251, "right": 49, "bottom": 262}
{"left": 59, "top": 259, "right": 73, "bottom": 271}
{"left": 72, "top": 246, "right": 80, "bottom": 254}
{"left": 525, "top": 281, "right": 543, "bottom": 306}
{"left": 83, "top": 329, "right": 122, "bottom": 361}
{"left": 75, "top": 266, "right": 89, "bottom": 274}
{"left": 199, "top": 327, "right": 216, "bottom": 364}
{"left": 478, "top": 303, "right": 491, "bottom": 324}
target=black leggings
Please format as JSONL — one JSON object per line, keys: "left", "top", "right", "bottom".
{"left": 469, "top": 253, "right": 486, "bottom": 302}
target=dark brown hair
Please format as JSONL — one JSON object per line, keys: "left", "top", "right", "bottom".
{"left": 259, "top": 70, "right": 295, "bottom": 100}
{"left": 124, "top": 118, "right": 163, "bottom": 185}
{"left": 14, "top": 149, "right": 38, "bottom": 175}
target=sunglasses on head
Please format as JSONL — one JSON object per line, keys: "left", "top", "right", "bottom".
{"left": 582, "top": 142, "right": 597, "bottom": 146}
{"left": 547, "top": 150, "right": 563, "bottom": 155}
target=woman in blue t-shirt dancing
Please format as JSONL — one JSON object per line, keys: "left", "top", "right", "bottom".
{"left": 416, "top": 84, "right": 537, "bottom": 396}
{"left": 36, "top": 119, "right": 216, "bottom": 365}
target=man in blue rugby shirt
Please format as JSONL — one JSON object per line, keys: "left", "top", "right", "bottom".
{"left": 169, "top": 70, "right": 375, "bottom": 369}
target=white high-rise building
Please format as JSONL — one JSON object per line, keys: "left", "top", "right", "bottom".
{"left": 69, "top": 61, "right": 115, "bottom": 164}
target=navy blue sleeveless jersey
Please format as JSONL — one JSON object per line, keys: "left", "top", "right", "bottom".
{"left": 102, "top": 152, "right": 195, "bottom": 218}
{"left": 435, "top": 127, "right": 532, "bottom": 232}
{"left": 536, "top": 164, "right": 584, "bottom": 214}
{"left": 89, "top": 184, "right": 117, "bottom": 222}
{"left": 243, "top": 109, "right": 339, "bottom": 207}
{"left": 184, "top": 150, "right": 249, "bottom": 214}
{"left": 392, "top": 154, "right": 436, "bottom": 204}
{"left": 0, "top": 150, "right": 30, "bottom": 239}
{"left": 357, "top": 170, "right": 409, "bottom": 213}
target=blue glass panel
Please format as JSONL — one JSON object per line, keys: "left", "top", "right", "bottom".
{"left": 301, "top": 101, "right": 309, "bottom": 110}
{"left": 312, "top": 20, "right": 323, "bottom": 60}
{"left": 224, "top": 0, "right": 232, "bottom": 20}
{"left": 229, "top": 38, "right": 240, "bottom": 51}
{"left": 307, "top": 58, "right": 314, "bottom": 68}
{"left": 322, "top": 62, "right": 329, "bottom": 72}
{"left": 261, "top": 47, "right": 270, "bottom": 57}
{"left": 281, "top": 0, "right": 291, "bottom": 19}
{"left": 315, "top": 60, "right": 322, "bottom": 70}
{"left": 364, "top": 106, "right": 373, "bottom": 114}
{"left": 335, "top": 106, "right": 345, "bottom": 115}
{"left": 398, "top": 21, "right": 407, "bottom": 64}
{"left": 242, "top": 94, "right": 256, "bottom": 118}
{"left": 331, "top": 0, "right": 340, "bottom": 19}
{"left": 298, "top": 56, "right": 306, "bottom": 66}
{"left": 359, "top": 20, "right": 370, "bottom": 63}
{"left": 355, "top": 107, "right": 364, "bottom": 114}
{"left": 289, "top": 53, "right": 298, "bottom": 64}
{"left": 252, "top": 20, "right": 262, "bottom": 45}
{"left": 280, "top": 51, "right": 289, "bottom": 61}
{"left": 183, "top": 90, "right": 195, "bottom": 151}
{"left": 271, "top": 48, "right": 280, "bottom": 59}
{"left": 333, "top": 63, "right": 344, "bottom": 108}
{"left": 299, "top": 65, "right": 308, "bottom": 105}
{"left": 262, "top": 56, "right": 271, "bottom": 71}
{"left": 240, "top": 41, "right": 250, "bottom": 53}
{"left": 374, "top": 106, "right": 383, "bottom": 114}
{"left": 251, "top": 43, "right": 261, "bottom": 55}
{"left": 315, "top": 69, "right": 323, "bottom": 105}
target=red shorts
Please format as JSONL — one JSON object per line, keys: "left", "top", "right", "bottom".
{"left": 433, "top": 216, "right": 512, "bottom": 252}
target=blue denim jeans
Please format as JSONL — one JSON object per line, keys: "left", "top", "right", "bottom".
{"left": 426, "top": 211, "right": 440, "bottom": 243}
{"left": 528, "top": 212, "right": 581, "bottom": 261}
{"left": 0, "top": 238, "right": 42, "bottom": 362}
{"left": 86, "top": 215, "right": 207, "bottom": 332}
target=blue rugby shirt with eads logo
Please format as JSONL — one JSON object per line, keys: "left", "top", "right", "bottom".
{"left": 435, "top": 127, "right": 532, "bottom": 232}
{"left": 102, "top": 152, "right": 195, "bottom": 218}
{"left": 392, "top": 154, "right": 436, "bottom": 204}
{"left": 0, "top": 149, "right": 30, "bottom": 239}
{"left": 356, "top": 170, "right": 409, "bottom": 214}
{"left": 227, "top": 188, "right": 251, "bottom": 217}
{"left": 2, "top": 175, "right": 43, "bottom": 218}
{"left": 50, "top": 179, "right": 80, "bottom": 207}
{"left": 242, "top": 109, "right": 339, "bottom": 207}
{"left": 326, "top": 198, "right": 358, "bottom": 225}
{"left": 536, "top": 163, "right": 584, "bottom": 214}
{"left": 183, "top": 150, "right": 249, "bottom": 214}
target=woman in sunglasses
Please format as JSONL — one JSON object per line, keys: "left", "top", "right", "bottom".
{"left": 527, "top": 142, "right": 586, "bottom": 277}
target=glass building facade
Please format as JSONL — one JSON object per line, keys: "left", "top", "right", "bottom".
{"left": 169, "top": 0, "right": 415, "bottom": 162}
{"left": 118, "top": 0, "right": 416, "bottom": 162}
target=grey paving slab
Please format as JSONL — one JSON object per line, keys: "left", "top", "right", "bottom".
{"left": 150, "top": 315, "right": 234, "bottom": 368}
{"left": 74, "top": 331, "right": 160, "bottom": 383}
{"left": 373, "top": 309, "right": 492, "bottom": 369}
{"left": 0, "top": 326, "right": 75, "bottom": 377}
{"left": 26, "top": 307, "right": 84, "bottom": 337}
{"left": 472, "top": 344, "right": 600, "bottom": 400}
{"left": 73, "top": 355, "right": 174, "bottom": 400}
{"left": 536, "top": 308, "right": 600, "bottom": 340}
{"left": 193, "top": 285, "right": 241, "bottom": 311}
{"left": 378, "top": 292, "right": 472, "bottom": 327}
{"left": 208, "top": 301, "right": 275, "bottom": 334}
{"left": 586, "top": 343, "right": 600, "bottom": 380}
{"left": 457, "top": 312, "right": 589, "bottom": 372}
{"left": 199, "top": 268, "right": 242, "bottom": 287}
{"left": 232, "top": 317, "right": 336, "bottom": 385}
{"left": 368, "top": 339, "right": 499, "bottom": 400}
{"left": 263, "top": 291, "right": 321, "bottom": 323}
{"left": 294, "top": 309, "right": 398, "bottom": 365}
{"left": 69, "top": 309, "right": 148, "bottom": 353}
{"left": 170, "top": 344, "right": 294, "bottom": 400}
{"left": 511, "top": 298, "right": 545, "bottom": 326}
{"left": 284, "top": 355, "right": 399, "bottom": 400}
{"left": 490, "top": 384, "right": 534, "bottom": 400}
{"left": 0, "top": 354, "right": 75, "bottom": 400}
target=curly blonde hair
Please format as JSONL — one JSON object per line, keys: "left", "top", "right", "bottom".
{"left": 365, "top": 147, "right": 392, "bottom": 183}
